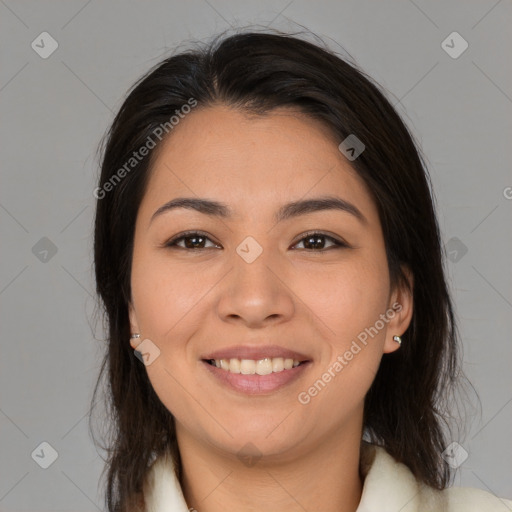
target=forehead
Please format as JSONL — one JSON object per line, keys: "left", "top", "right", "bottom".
{"left": 139, "top": 105, "right": 378, "bottom": 224}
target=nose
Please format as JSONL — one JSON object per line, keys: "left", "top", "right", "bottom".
{"left": 215, "top": 244, "right": 295, "bottom": 328}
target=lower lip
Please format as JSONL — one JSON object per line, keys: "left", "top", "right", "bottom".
{"left": 202, "top": 360, "right": 311, "bottom": 395}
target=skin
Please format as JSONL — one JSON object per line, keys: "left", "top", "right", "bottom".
{"left": 129, "top": 104, "right": 413, "bottom": 512}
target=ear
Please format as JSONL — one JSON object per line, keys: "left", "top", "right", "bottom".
{"left": 383, "top": 266, "right": 414, "bottom": 354}
{"left": 128, "top": 302, "right": 142, "bottom": 350}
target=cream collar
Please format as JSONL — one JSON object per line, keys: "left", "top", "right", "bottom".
{"left": 141, "top": 442, "right": 510, "bottom": 511}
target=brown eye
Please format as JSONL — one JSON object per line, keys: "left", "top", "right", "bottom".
{"left": 292, "top": 232, "right": 347, "bottom": 251}
{"left": 164, "top": 231, "right": 348, "bottom": 252}
{"left": 165, "top": 231, "right": 220, "bottom": 250}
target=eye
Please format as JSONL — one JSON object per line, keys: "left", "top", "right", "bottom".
{"left": 291, "top": 231, "right": 348, "bottom": 251}
{"left": 164, "top": 231, "right": 221, "bottom": 250}
{"left": 164, "top": 230, "right": 348, "bottom": 252}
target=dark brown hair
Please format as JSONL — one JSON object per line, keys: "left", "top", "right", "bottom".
{"left": 90, "top": 28, "right": 471, "bottom": 511}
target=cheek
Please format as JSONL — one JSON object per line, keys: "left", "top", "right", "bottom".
{"left": 131, "top": 250, "right": 210, "bottom": 339}
{"left": 293, "top": 255, "right": 390, "bottom": 344}
{"left": 130, "top": 255, "right": 209, "bottom": 423}
{"left": 294, "top": 265, "right": 389, "bottom": 424}
{"left": 292, "top": 254, "right": 390, "bottom": 401}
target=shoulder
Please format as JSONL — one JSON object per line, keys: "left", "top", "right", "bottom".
{"left": 441, "top": 485, "right": 512, "bottom": 511}
{"left": 142, "top": 449, "right": 190, "bottom": 512}
{"left": 360, "top": 443, "right": 512, "bottom": 512}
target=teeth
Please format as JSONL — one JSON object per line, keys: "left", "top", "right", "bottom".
{"left": 208, "top": 357, "right": 303, "bottom": 374}
{"left": 229, "top": 358, "right": 241, "bottom": 373}
{"left": 272, "top": 357, "right": 284, "bottom": 372}
{"left": 240, "top": 359, "right": 256, "bottom": 375}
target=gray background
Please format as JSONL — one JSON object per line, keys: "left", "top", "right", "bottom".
{"left": 1, "top": 1, "right": 511, "bottom": 510}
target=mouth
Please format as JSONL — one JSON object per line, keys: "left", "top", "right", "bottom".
{"left": 202, "top": 358, "right": 311, "bottom": 394}
{"left": 200, "top": 345, "right": 312, "bottom": 394}
{"left": 200, "top": 344, "right": 312, "bottom": 394}
{"left": 200, "top": 344, "right": 311, "bottom": 374}
{"left": 203, "top": 357, "right": 308, "bottom": 375}
{"left": 203, "top": 357, "right": 307, "bottom": 375}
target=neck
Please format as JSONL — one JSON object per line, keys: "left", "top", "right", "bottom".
{"left": 176, "top": 423, "right": 364, "bottom": 512}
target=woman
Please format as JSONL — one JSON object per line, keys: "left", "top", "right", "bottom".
{"left": 90, "top": 30, "right": 511, "bottom": 511}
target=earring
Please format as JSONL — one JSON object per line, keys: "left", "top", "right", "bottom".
{"left": 130, "top": 333, "right": 141, "bottom": 349}
{"left": 393, "top": 335, "right": 402, "bottom": 346}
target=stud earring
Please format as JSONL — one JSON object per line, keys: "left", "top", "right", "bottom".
{"left": 130, "top": 333, "right": 141, "bottom": 347}
{"left": 393, "top": 335, "right": 402, "bottom": 346}
{"left": 130, "top": 334, "right": 141, "bottom": 352}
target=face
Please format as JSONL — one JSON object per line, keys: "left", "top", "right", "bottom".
{"left": 129, "top": 105, "right": 412, "bottom": 463}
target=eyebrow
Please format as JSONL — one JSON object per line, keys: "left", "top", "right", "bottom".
{"left": 150, "top": 195, "right": 367, "bottom": 225}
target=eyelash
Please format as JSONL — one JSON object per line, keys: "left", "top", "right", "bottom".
{"left": 164, "top": 230, "right": 349, "bottom": 252}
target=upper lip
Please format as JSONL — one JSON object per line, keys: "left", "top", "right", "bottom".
{"left": 201, "top": 344, "right": 311, "bottom": 362}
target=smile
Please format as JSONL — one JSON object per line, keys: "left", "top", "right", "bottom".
{"left": 205, "top": 357, "right": 302, "bottom": 375}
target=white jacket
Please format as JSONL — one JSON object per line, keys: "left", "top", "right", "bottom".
{"left": 142, "top": 443, "right": 512, "bottom": 511}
